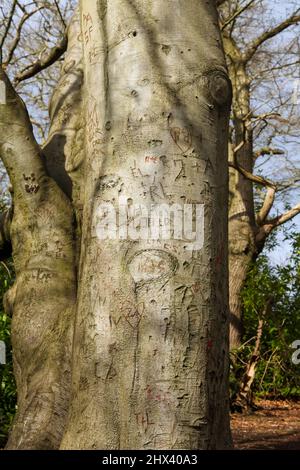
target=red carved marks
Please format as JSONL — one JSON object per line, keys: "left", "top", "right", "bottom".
{"left": 145, "top": 155, "right": 159, "bottom": 163}
{"left": 82, "top": 12, "right": 94, "bottom": 45}
{"left": 88, "top": 45, "right": 102, "bottom": 65}
{"left": 145, "top": 385, "right": 175, "bottom": 406}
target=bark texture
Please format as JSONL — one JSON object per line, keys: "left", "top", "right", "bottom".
{"left": 61, "top": 0, "right": 232, "bottom": 449}
{"left": 0, "top": 69, "right": 76, "bottom": 449}
{"left": 2, "top": 0, "right": 232, "bottom": 449}
{"left": 228, "top": 143, "right": 256, "bottom": 349}
{"left": 224, "top": 38, "right": 258, "bottom": 350}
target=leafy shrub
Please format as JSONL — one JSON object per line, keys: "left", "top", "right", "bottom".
{"left": 0, "top": 260, "right": 16, "bottom": 448}
{"left": 230, "top": 233, "right": 300, "bottom": 406}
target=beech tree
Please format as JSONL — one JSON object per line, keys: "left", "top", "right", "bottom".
{"left": 1, "top": 1, "right": 299, "bottom": 355}
{"left": 0, "top": 0, "right": 232, "bottom": 450}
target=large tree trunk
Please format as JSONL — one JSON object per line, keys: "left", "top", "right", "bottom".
{"left": 1, "top": 0, "right": 232, "bottom": 449}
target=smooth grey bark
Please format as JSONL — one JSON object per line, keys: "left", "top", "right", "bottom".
{"left": 1, "top": 0, "right": 232, "bottom": 449}
{"left": 61, "top": 0, "right": 232, "bottom": 449}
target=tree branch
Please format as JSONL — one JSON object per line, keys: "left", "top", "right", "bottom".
{"left": 221, "top": 0, "right": 256, "bottom": 30}
{"left": 256, "top": 202, "right": 300, "bottom": 244}
{"left": 0, "top": 66, "right": 45, "bottom": 189}
{"left": 53, "top": 0, "right": 66, "bottom": 28}
{"left": 229, "top": 140, "right": 279, "bottom": 227}
{"left": 244, "top": 9, "right": 300, "bottom": 61}
{"left": 267, "top": 203, "right": 300, "bottom": 229}
{"left": 277, "top": 176, "right": 300, "bottom": 192}
{"left": 256, "top": 187, "right": 276, "bottom": 226}
{"left": 229, "top": 141, "right": 277, "bottom": 189}
{"left": 229, "top": 160, "right": 276, "bottom": 187}
{"left": 254, "top": 147, "right": 284, "bottom": 160}
{"left": 3, "top": 7, "right": 44, "bottom": 67}
{"left": 13, "top": 34, "right": 67, "bottom": 84}
{"left": 0, "top": 0, "right": 17, "bottom": 63}
{"left": 0, "top": 69, "right": 76, "bottom": 451}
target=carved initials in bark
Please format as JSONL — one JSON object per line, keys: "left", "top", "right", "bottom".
{"left": 1, "top": 0, "right": 232, "bottom": 450}
{"left": 23, "top": 173, "right": 40, "bottom": 194}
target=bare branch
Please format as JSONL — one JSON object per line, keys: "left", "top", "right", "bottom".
{"left": 0, "top": 66, "right": 44, "bottom": 194}
{"left": 256, "top": 202, "right": 300, "bottom": 244}
{"left": 221, "top": 0, "right": 256, "bottom": 31}
{"left": 254, "top": 147, "right": 285, "bottom": 159}
{"left": 3, "top": 7, "right": 44, "bottom": 67}
{"left": 256, "top": 187, "right": 276, "bottom": 226}
{"left": 14, "top": 34, "right": 67, "bottom": 84}
{"left": 267, "top": 203, "right": 300, "bottom": 228}
{"left": 53, "top": 0, "right": 67, "bottom": 28}
{"left": 0, "top": 0, "right": 17, "bottom": 63}
{"left": 229, "top": 160, "right": 276, "bottom": 188}
{"left": 277, "top": 176, "right": 300, "bottom": 192}
{"left": 257, "top": 59, "right": 300, "bottom": 76}
{"left": 229, "top": 141, "right": 277, "bottom": 188}
{"left": 244, "top": 9, "right": 300, "bottom": 61}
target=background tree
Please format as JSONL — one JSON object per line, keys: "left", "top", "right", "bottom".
{"left": 219, "top": 0, "right": 300, "bottom": 348}
{"left": 0, "top": 0, "right": 233, "bottom": 450}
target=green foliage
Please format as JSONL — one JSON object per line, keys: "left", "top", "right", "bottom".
{"left": 0, "top": 260, "right": 16, "bottom": 448}
{"left": 230, "top": 232, "right": 300, "bottom": 404}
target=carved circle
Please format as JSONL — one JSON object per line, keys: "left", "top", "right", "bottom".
{"left": 127, "top": 249, "right": 178, "bottom": 285}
